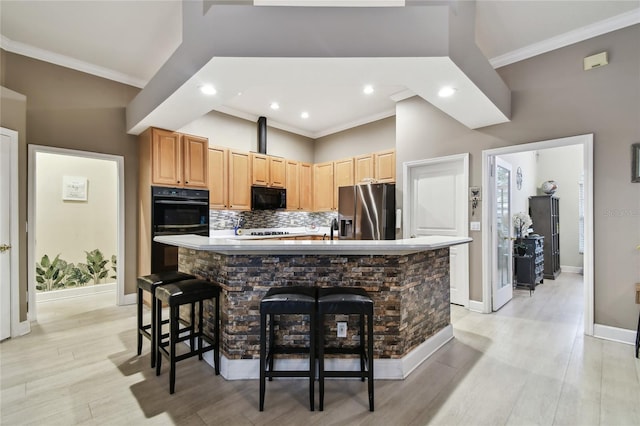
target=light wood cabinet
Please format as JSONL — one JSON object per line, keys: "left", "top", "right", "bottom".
{"left": 375, "top": 149, "right": 396, "bottom": 183}
{"left": 334, "top": 157, "right": 354, "bottom": 208}
{"left": 228, "top": 150, "right": 251, "bottom": 210}
{"left": 269, "top": 156, "right": 286, "bottom": 188}
{"left": 299, "top": 162, "right": 313, "bottom": 211}
{"left": 145, "top": 127, "right": 208, "bottom": 188}
{"left": 286, "top": 160, "right": 300, "bottom": 211}
{"left": 354, "top": 154, "right": 375, "bottom": 184}
{"left": 314, "top": 161, "right": 335, "bottom": 211}
{"left": 251, "top": 153, "right": 269, "bottom": 186}
{"left": 208, "top": 147, "right": 228, "bottom": 209}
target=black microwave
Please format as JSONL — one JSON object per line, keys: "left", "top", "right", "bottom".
{"left": 251, "top": 186, "right": 286, "bottom": 210}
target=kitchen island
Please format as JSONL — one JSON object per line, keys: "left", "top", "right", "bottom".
{"left": 155, "top": 234, "right": 472, "bottom": 380}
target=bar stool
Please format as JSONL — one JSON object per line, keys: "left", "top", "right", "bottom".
{"left": 155, "top": 278, "right": 220, "bottom": 394}
{"left": 259, "top": 286, "right": 317, "bottom": 411}
{"left": 137, "top": 271, "right": 195, "bottom": 368}
{"left": 317, "top": 287, "right": 374, "bottom": 412}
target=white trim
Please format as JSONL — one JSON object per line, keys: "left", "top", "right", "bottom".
{"left": 0, "top": 35, "right": 146, "bottom": 89}
{"left": 202, "top": 324, "right": 454, "bottom": 380}
{"left": 27, "top": 145, "right": 126, "bottom": 323}
{"left": 402, "top": 153, "right": 470, "bottom": 308}
{"left": 468, "top": 300, "right": 484, "bottom": 313}
{"left": 593, "top": 324, "right": 637, "bottom": 346}
{"left": 123, "top": 293, "right": 137, "bottom": 306}
{"left": 489, "top": 9, "right": 640, "bottom": 68}
{"left": 560, "top": 265, "right": 584, "bottom": 275}
{"left": 36, "top": 283, "right": 116, "bottom": 303}
{"left": 481, "top": 134, "right": 595, "bottom": 336}
{"left": 0, "top": 127, "right": 28, "bottom": 337}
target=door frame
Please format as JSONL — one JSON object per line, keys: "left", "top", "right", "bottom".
{"left": 403, "top": 153, "right": 469, "bottom": 307}
{"left": 27, "top": 145, "right": 126, "bottom": 321}
{"left": 1, "top": 127, "right": 28, "bottom": 337}
{"left": 481, "top": 134, "right": 594, "bottom": 335}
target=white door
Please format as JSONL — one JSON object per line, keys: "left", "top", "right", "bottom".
{"left": 1, "top": 128, "right": 17, "bottom": 340}
{"left": 405, "top": 154, "right": 469, "bottom": 306}
{"left": 492, "top": 157, "right": 513, "bottom": 311}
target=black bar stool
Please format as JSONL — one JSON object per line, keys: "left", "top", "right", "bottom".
{"left": 259, "top": 286, "right": 317, "bottom": 411}
{"left": 155, "top": 278, "right": 220, "bottom": 394}
{"left": 137, "top": 271, "right": 195, "bottom": 368}
{"left": 317, "top": 287, "right": 374, "bottom": 412}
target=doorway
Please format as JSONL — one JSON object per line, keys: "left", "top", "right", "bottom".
{"left": 403, "top": 153, "right": 469, "bottom": 307}
{"left": 27, "top": 145, "right": 126, "bottom": 322}
{"left": 482, "top": 134, "right": 594, "bottom": 335}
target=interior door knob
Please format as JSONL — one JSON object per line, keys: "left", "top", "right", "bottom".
{"left": 0, "top": 244, "right": 11, "bottom": 253}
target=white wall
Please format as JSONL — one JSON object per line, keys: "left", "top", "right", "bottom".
{"left": 34, "top": 152, "right": 117, "bottom": 270}
{"left": 178, "top": 110, "right": 315, "bottom": 163}
{"left": 536, "top": 144, "right": 584, "bottom": 269}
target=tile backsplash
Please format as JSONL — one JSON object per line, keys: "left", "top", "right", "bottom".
{"left": 209, "top": 209, "right": 337, "bottom": 231}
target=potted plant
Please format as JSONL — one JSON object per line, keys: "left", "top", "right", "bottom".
{"left": 512, "top": 212, "right": 532, "bottom": 256}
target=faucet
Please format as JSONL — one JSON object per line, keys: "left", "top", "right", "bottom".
{"left": 330, "top": 218, "right": 338, "bottom": 240}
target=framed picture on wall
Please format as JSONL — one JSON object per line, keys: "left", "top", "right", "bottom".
{"left": 633, "top": 143, "right": 640, "bottom": 183}
{"left": 62, "top": 175, "right": 88, "bottom": 201}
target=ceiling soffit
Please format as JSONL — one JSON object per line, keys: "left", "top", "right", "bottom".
{"left": 126, "top": 1, "right": 511, "bottom": 136}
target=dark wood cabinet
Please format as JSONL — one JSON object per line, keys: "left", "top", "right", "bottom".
{"left": 514, "top": 236, "right": 544, "bottom": 292}
{"left": 529, "top": 195, "right": 561, "bottom": 279}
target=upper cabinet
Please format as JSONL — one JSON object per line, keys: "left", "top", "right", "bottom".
{"left": 355, "top": 149, "right": 395, "bottom": 183}
{"left": 143, "top": 127, "right": 208, "bottom": 189}
{"left": 286, "top": 160, "right": 313, "bottom": 211}
{"left": 313, "top": 161, "right": 335, "bottom": 212}
{"left": 374, "top": 149, "right": 396, "bottom": 183}
{"left": 251, "top": 153, "right": 286, "bottom": 188}
{"left": 208, "top": 147, "right": 228, "bottom": 209}
{"left": 228, "top": 150, "right": 251, "bottom": 210}
{"left": 299, "top": 162, "right": 313, "bottom": 211}
{"left": 334, "top": 157, "right": 354, "bottom": 208}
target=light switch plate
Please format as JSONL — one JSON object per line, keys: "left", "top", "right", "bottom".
{"left": 470, "top": 221, "right": 481, "bottom": 231}
{"left": 337, "top": 322, "right": 347, "bottom": 338}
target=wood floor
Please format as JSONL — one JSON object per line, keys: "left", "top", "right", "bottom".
{"left": 2, "top": 273, "right": 639, "bottom": 425}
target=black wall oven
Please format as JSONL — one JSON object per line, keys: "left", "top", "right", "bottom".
{"left": 151, "top": 186, "right": 209, "bottom": 273}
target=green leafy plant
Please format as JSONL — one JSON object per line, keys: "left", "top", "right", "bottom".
{"left": 65, "top": 263, "right": 92, "bottom": 287}
{"left": 35, "top": 254, "right": 67, "bottom": 291}
{"left": 110, "top": 254, "right": 117, "bottom": 280}
{"left": 85, "top": 249, "right": 109, "bottom": 284}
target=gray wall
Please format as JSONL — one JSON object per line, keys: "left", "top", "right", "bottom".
{"left": 1, "top": 51, "right": 141, "bottom": 304}
{"left": 314, "top": 116, "right": 396, "bottom": 163}
{"left": 396, "top": 25, "right": 640, "bottom": 330}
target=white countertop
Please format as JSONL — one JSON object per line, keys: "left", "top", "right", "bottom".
{"left": 155, "top": 234, "right": 472, "bottom": 255}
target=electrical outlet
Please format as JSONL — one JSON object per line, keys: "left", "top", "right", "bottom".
{"left": 290, "top": 219, "right": 295, "bottom": 225}
{"left": 337, "top": 322, "right": 347, "bottom": 338}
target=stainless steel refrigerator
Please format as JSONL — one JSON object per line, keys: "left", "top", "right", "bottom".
{"left": 338, "top": 183, "right": 396, "bottom": 240}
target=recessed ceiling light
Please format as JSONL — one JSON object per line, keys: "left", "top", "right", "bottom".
{"left": 270, "top": 102, "right": 280, "bottom": 110}
{"left": 200, "top": 84, "right": 217, "bottom": 95}
{"left": 438, "top": 86, "right": 457, "bottom": 97}
{"left": 301, "top": 111, "right": 309, "bottom": 119}
{"left": 363, "top": 85, "right": 374, "bottom": 95}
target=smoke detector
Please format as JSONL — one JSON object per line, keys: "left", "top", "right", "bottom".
{"left": 583, "top": 52, "right": 608, "bottom": 71}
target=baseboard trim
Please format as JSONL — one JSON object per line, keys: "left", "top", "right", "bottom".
{"left": 593, "top": 323, "right": 636, "bottom": 345}
{"left": 468, "top": 300, "right": 485, "bottom": 313}
{"left": 13, "top": 319, "right": 31, "bottom": 337}
{"left": 560, "top": 265, "right": 583, "bottom": 274}
{"left": 122, "top": 293, "right": 137, "bottom": 305}
{"left": 36, "top": 283, "right": 116, "bottom": 302}
{"left": 200, "top": 324, "right": 454, "bottom": 381}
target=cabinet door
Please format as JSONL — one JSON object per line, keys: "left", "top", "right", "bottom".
{"left": 355, "top": 154, "right": 375, "bottom": 183}
{"left": 286, "top": 160, "right": 300, "bottom": 210}
{"left": 152, "top": 128, "right": 181, "bottom": 186}
{"left": 334, "top": 157, "right": 354, "bottom": 209}
{"left": 229, "top": 150, "right": 251, "bottom": 210}
{"left": 182, "top": 134, "right": 208, "bottom": 188}
{"left": 251, "top": 153, "right": 269, "bottom": 186}
{"left": 208, "top": 147, "right": 228, "bottom": 209}
{"left": 375, "top": 149, "right": 396, "bottom": 183}
{"left": 270, "top": 156, "right": 286, "bottom": 188}
{"left": 314, "top": 161, "right": 334, "bottom": 211}
{"left": 299, "top": 162, "right": 313, "bottom": 211}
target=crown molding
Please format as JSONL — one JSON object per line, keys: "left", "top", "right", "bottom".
{"left": 0, "top": 35, "right": 147, "bottom": 88}
{"left": 312, "top": 108, "right": 396, "bottom": 139}
{"left": 489, "top": 8, "right": 640, "bottom": 69}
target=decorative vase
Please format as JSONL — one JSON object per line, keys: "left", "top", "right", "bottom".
{"left": 541, "top": 180, "right": 558, "bottom": 194}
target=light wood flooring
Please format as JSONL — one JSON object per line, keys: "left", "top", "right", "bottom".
{"left": 2, "top": 273, "right": 639, "bottom": 425}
